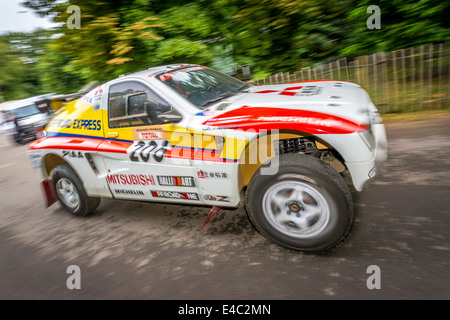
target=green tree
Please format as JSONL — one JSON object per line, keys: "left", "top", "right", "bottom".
{"left": 0, "top": 35, "right": 41, "bottom": 101}
{"left": 223, "top": 0, "right": 356, "bottom": 77}
{"left": 37, "top": 42, "right": 90, "bottom": 94}
{"left": 19, "top": 0, "right": 450, "bottom": 87}
{"left": 340, "top": 0, "right": 450, "bottom": 57}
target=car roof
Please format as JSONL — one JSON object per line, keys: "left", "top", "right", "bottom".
{"left": 0, "top": 94, "right": 55, "bottom": 112}
{"left": 121, "top": 64, "right": 200, "bottom": 81}
{"left": 0, "top": 100, "right": 19, "bottom": 112}
{"left": 0, "top": 99, "right": 37, "bottom": 112}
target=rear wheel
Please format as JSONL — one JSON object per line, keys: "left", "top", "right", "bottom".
{"left": 245, "top": 154, "right": 353, "bottom": 252}
{"left": 51, "top": 163, "right": 100, "bottom": 216}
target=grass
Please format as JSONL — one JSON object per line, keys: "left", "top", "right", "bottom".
{"left": 381, "top": 108, "right": 450, "bottom": 123}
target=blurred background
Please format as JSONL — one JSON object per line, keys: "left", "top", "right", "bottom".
{"left": 0, "top": 0, "right": 449, "bottom": 111}
{"left": 1, "top": 1, "right": 449, "bottom": 300}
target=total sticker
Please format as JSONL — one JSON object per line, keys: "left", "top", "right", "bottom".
{"left": 132, "top": 126, "right": 168, "bottom": 140}
{"left": 139, "top": 131, "right": 164, "bottom": 140}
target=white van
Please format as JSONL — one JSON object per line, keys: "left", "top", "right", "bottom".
{"left": 0, "top": 95, "right": 54, "bottom": 145}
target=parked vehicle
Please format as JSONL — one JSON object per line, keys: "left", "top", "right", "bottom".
{"left": 1, "top": 95, "right": 54, "bottom": 145}
{"left": 28, "top": 64, "right": 388, "bottom": 251}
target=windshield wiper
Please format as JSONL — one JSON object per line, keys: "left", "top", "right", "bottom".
{"left": 200, "top": 92, "right": 234, "bottom": 109}
{"left": 234, "top": 83, "right": 250, "bottom": 93}
{"left": 199, "top": 84, "right": 251, "bottom": 109}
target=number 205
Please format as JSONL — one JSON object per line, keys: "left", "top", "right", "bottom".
{"left": 127, "top": 140, "right": 170, "bottom": 163}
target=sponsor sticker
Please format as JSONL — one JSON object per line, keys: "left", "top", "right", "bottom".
{"left": 114, "top": 189, "right": 145, "bottom": 196}
{"left": 255, "top": 85, "right": 321, "bottom": 97}
{"left": 28, "top": 152, "right": 43, "bottom": 168}
{"left": 197, "top": 170, "right": 228, "bottom": 179}
{"left": 157, "top": 176, "right": 195, "bottom": 187}
{"left": 150, "top": 190, "right": 199, "bottom": 201}
{"left": 204, "top": 195, "right": 216, "bottom": 201}
{"left": 48, "top": 118, "right": 102, "bottom": 131}
{"left": 132, "top": 126, "right": 168, "bottom": 141}
{"left": 107, "top": 174, "right": 156, "bottom": 186}
{"left": 138, "top": 132, "right": 164, "bottom": 140}
{"left": 81, "top": 95, "right": 94, "bottom": 106}
{"left": 62, "top": 150, "right": 84, "bottom": 159}
{"left": 256, "top": 116, "right": 339, "bottom": 127}
{"left": 94, "top": 85, "right": 104, "bottom": 96}
{"left": 204, "top": 195, "right": 230, "bottom": 202}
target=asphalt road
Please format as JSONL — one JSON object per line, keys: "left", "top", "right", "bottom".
{"left": 0, "top": 116, "right": 449, "bottom": 300}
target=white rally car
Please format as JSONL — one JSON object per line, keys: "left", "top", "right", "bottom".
{"left": 28, "top": 64, "right": 387, "bottom": 252}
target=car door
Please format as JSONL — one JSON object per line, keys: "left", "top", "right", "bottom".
{"left": 98, "top": 79, "right": 201, "bottom": 203}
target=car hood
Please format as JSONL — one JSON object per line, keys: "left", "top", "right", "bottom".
{"left": 192, "top": 80, "right": 372, "bottom": 135}
{"left": 17, "top": 112, "right": 50, "bottom": 127}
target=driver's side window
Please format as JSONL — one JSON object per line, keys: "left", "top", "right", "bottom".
{"left": 108, "top": 81, "right": 171, "bottom": 128}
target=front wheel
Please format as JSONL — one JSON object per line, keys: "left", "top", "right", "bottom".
{"left": 51, "top": 163, "right": 100, "bottom": 217}
{"left": 12, "top": 132, "right": 27, "bottom": 145}
{"left": 245, "top": 154, "right": 353, "bottom": 252}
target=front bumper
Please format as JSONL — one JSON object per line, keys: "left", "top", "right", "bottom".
{"left": 345, "top": 122, "right": 388, "bottom": 191}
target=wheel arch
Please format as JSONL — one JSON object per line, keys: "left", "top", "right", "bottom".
{"left": 237, "top": 129, "right": 349, "bottom": 190}
{"left": 244, "top": 152, "right": 354, "bottom": 252}
{"left": 43, "top": 153, "right": 67, "bottom": 179}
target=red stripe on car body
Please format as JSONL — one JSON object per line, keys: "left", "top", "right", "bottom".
{"left": 29, "top": 137, "right": 105, "bottom": 152}
{"left": 202, "top": 106, "right": 368, "bottom": 134}
{"left": 29, "top": 137, "right": 131, "bottom": 154}
{"left": 279, "top": 91, "right": 297, "bottom": 96}
{"left": 283, "top": 86, "right": 303, "bottom": 90}
{"left": 254, "top": 90, "right": 279, "bottom": 94}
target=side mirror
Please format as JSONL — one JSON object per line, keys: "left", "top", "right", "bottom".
{"left": 157, "top": 109, "right": 183, "bottom": 124}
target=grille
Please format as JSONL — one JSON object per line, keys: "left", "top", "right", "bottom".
{"left": 276, "top": 138, "right": 317, "bottom": 155}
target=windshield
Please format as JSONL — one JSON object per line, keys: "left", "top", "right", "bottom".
{"left": 9, "top": 104, "right": 40, "bottom": 119}
{"left": 157, "top": 66, "right": 248, "bottom": 109}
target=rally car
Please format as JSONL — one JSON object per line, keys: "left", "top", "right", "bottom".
{"left": 28, "top": 64, "right": 387, "bottom": 252}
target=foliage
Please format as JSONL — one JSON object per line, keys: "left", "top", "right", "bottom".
{"left": 0, "top": 30, "right": 49, "bottom": 101}
{"left": 0, "top": 0, "right": 448, "bottom": 101}
{"left": 340, "top": 0, "right": 450, "bottom": 57}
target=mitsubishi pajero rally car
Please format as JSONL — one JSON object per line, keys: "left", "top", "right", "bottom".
{"left": 28, "top": 64, "right": 388, "bottom": 252}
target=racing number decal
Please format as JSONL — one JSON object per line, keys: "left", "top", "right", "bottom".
{"left": 127, "top": 140, "right": 171, "bottom": 163}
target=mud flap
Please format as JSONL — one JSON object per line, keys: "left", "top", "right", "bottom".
{"left": 201, "top": 206, "right": 223, "bottom": 230}
{"left": 42, "top": 180, "right": 57, "bottom": 208}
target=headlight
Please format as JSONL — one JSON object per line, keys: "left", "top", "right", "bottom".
{"left": 36, "top": 130, "right": 46, "bottom": 138}
{"left": 370, "top": 110, "right": 382, "bottom": 124}
{"left": 33, "top": 120, "right": 47, "bottom": 128}
{"left": 359, "top": 129, "right": 375, "bottom": 151}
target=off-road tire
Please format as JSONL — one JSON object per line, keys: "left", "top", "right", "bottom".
{"left": 51, "top": 163, "right": 100, "bottom": 217}
{"left": 245, "top": 154, "right": 353, "bottom": 252}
